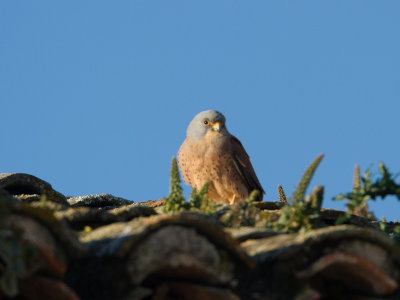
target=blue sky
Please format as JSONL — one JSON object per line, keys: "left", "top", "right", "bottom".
{"left": 1, "top": 1, "right": 400, "bottom": 220}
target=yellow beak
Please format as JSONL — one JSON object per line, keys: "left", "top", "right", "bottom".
{"left": 212, "top": 122, "right": 221, "bottom": 132}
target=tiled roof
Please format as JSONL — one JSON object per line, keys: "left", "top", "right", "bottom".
{"left": 1, "top": 173, "right": 399, "bottom": 299}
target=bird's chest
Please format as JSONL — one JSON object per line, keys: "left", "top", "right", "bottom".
{"left": 185, "top": 136, "right": 231, "bottom": 176}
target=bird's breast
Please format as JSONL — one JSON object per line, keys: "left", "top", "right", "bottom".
{"left": 178, "top": 136, "right": 231, "bottom": 183}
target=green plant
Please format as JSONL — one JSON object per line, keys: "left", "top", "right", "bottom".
{"left": 272, "top": 154, "right": 325, "bottom": 233}
{"left": 278, "top": 184, "right": 288, "bottom": 204}
{"left": 40, "top": 192, "right": 47, "bottom": 208}
{"left": 164, "top": 157, "right": 215, "bottom": 214}
{"left": 188, "top": 182, "right": 215, "bottom": 214}
{"left": 379, "top": 218, "right": 400, "bottom": 245}
{"left": 163, "top": 157, "right": 188, "bottom": 213}
{"left": 334, "top": 162, "right": 399, "bottom": 223}
{"left": 246, "top": 190, "right": 260, "bottom": 206}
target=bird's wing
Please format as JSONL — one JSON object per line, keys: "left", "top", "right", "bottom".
{"left": 230, "top": 135, "right": 265, "bottom": 200}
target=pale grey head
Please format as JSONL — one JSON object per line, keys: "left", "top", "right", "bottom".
{"left": 186, "top": 110, "right": 229, "bottom": 139}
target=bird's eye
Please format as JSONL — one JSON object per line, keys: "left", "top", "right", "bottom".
{"left": 203, "top": 119, "right": 210, "bottom": 126}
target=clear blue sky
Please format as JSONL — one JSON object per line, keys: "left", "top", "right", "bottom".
{"left": 1, "top": 2, "right": 399, "bottom": 220}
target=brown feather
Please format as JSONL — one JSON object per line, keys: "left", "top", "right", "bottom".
{"left": 230, "top": 135, "right": 265, "bottom": 201}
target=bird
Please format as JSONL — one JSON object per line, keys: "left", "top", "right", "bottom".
{"left": 178, "top": 110, "right": 265, "bottom": 204}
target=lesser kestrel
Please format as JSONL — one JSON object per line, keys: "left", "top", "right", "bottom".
{"left": 178, "top": 110, "right": 265, "bottom": 204}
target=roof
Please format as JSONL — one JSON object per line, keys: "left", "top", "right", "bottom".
{"left": 1, "top": 173, "right": 400, "bottom": 300}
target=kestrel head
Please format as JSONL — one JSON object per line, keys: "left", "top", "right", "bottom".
{"left": 186, "top": 110, "right": 229, "bottom": 139}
